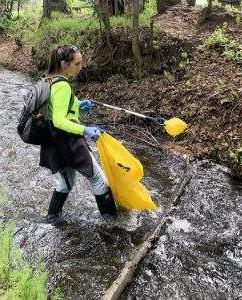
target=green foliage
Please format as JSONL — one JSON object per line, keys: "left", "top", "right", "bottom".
{"left": 6, "top": 8, "right": 99, "bottom": 50}
{"left": 67, "top": 0, "right": 81, "bottom": 6}
{"left": 5, "top": 0, "right": 157, "bottom": 49}
{"left": 211, "top": 0, "right": 223, "bottom": 8}
{"left": 6, "top": 5, "right": 42, "bottom": 44}
{"left": 68, "top": 0, "right": 94, "bottom": 15}
{"left": 229, "top": 147, "right": 242, "bottom": 164}
{"left": 111, "top": 15, "right": 132, "bottom": 28}
{"left": 204, "top": 24, "right": 242, "bottom": 64}
{"left": 49, "top": 12, "right": 99, "bottom": 31}
{"left": 204, "top": 25, "right": 230, "bottom": 48}
{"left": 0, "top": 0, "right": 19, "bottom": 19}
{"left": 213, "top": 79, "right": 224, "bottom": 94}
{"left": 163, "top": 70, "right": 174, "bottom": 82}
{"left": 0, "top": 15, "right": 14, "bottom": 32}
{"left": 140, "top": 0, "right": 157, "bottom": 26}
{"left": 228, "top": 87, "right": 239, "bottom": 101}
{"left": 5, "top": 0, "right": 98, "bottom": 45}
{"left": 235, "top": 15, "right": 242, "bottom": 26}
{"left": 36, "top": 14, "right": 100, "bottom": 52}
{"left": 212, "top": 0, "right": 241, "bottom": 13}
{"left": 178, "top": 51, "right": 190, "bottom": 68}
{"left": 0, "top": 222, "right": 63, "bottom": 299}
{"left": 223, "top": 45, "right": 242, "bottom": 64}
{"left": 224, "top": 4, "right": 240, "bottom": 14}
{"left": 111, "top": 0, "right": 157, "bottom": 28}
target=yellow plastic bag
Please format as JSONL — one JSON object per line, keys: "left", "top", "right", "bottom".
{"left": 97, "top": 133, "right": 157, "bottom": 210}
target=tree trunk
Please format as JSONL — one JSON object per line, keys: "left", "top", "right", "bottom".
{"left": 114, "top": 0, "right": 119, "bottom": 15}
{"left": 96, "top": 0, "right": 111, "bottom": 45}
{"left": 17, "top": 0, "right": 20, "bottom": 17}
{"left": 42, "top": 0, "right": 70, "bottom": 19}
{"left": 124, "top": 0, "right": 133, "bottom": 14}
{"left": 124, "top": 0, "right": 144, "bottom": 15}
{"left": 0, "top": 1, "right": 4, "bottom": 18}
{"left": 0, "top": 0, "right": 15, "bottom": 19}
{"left": 132, "top": 0, "right": 142, "bottom": 68}
{"left": 9, "top": 0, "right": 14, "bottom": 14}
{"left": 43, "top": 0, "right": 51, "bottom": 18}
{"left": 50, "top": 0, "right": 71, "bottom": 13}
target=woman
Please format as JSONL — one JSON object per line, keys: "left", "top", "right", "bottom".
{"left": 40, "top": 45, "right": 117, "bottom": 226}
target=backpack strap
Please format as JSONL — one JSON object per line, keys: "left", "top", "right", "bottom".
{"left": 50, "top": 76, "right": 75, "bottom": 116}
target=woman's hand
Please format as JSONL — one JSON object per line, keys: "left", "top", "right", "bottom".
{"left": 84, "top": 126, "right": 103, "bottom": 141}
{"left": 79, "top": 99, "right": 95, "bottom": 111}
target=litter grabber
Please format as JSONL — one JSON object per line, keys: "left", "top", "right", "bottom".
{"left": 92, "top": 100, "right": 188, "bottom": 137}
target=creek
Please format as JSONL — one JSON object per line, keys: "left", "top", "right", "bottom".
{"left": 0, "top": 67, "right": 241, "bottom": 299}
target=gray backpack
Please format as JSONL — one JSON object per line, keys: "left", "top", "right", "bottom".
{"left": 17, "top": 76, "right": 74, "bottom": 145}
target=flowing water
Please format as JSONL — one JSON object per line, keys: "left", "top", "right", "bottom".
{"left": 122, "top": 161, "right": 242, "bottom": 299}
{"left": 0, "top": 66, "right": 242, "bottom": 299}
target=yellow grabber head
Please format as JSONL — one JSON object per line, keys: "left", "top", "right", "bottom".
{"left": 164, "top": 117, "right": 188, "bottom": 137}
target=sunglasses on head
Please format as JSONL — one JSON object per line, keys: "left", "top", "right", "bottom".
{"left": 56, "top": 45, "right": 78, "bottom": 61}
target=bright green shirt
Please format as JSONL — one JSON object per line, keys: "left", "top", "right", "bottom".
{"left": 48, "top": 81, "right": 85, "bottom": 135}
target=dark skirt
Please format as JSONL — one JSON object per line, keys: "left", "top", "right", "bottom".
{"left": 39, "top": 130, "right": 93, "bottom": 178}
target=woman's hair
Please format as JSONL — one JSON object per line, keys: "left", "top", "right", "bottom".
{"left": 47, "top": 45, "right": 79, "bottom": 75}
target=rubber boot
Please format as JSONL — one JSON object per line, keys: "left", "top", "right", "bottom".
{"left": 95, "top": 188, "right": 117, "bottom": 217}
{"left": 46, "top": 190, "right": 68, "bottom": 226}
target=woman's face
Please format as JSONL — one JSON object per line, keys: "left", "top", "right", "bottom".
{"left": 62, "top": 52, "right": 82, "bottom": 77}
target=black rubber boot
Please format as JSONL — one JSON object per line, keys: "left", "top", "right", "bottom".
{"left": 95, "top": 188, "right": 118, "bottom": 217}
{"left": 46, "top": 190, "right": 68, "bottom": 226}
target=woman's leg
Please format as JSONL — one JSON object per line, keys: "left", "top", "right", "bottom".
{"left": 87, "top": 154, "right": 117, "bottom": 216}
{"left": 47, "top": 168, "right": 76, "bottom": 225}
{"left": 57, "top": 167, "right": 76, "bottom": 193}
{"left": 88, "top": 153, "right": 108, "bottom": 195}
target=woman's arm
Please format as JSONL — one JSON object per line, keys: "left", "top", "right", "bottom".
{"left": 50, "top": 81, "right": 85, "bottom": 135}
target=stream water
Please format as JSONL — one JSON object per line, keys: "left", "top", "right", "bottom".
{"left": 0, "top": 66, "right": 241, "bottom": 299}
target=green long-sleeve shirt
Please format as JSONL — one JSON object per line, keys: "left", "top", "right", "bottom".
{"left": 48, "top": 81, "right": 85, "bottom": 135}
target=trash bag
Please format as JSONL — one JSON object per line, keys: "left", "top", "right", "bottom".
{"left": 97, "top": 133, "right": 157, "bottom": 210}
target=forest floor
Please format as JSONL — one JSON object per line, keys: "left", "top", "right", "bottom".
{"left": 0, "top": 5, "right": 242, "bottom": 177}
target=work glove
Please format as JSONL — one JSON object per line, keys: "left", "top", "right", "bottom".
{"left": 79, "top": 99, "right": 95, "bottom": 112}
{"left": 84, "top": 126, "right": 103, "bottom": 142}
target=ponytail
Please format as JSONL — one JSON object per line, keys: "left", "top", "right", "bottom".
{"left": 47, "top": 45, "right": 78, "bottom": 75}
{"left": 47, "top": 48, "right": 61, "bottom": 75}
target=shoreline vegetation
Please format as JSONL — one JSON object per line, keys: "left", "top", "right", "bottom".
{"left": 0, "top": 188, "right": 63, "bottom": 299}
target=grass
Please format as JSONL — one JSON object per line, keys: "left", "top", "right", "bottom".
{"left": 0, "top": 222, "right": 48, "bottom": 299}
{"left": 5, "top": 0, "right": 157, "bottom": 47}
{"left": 48, "top": 15, "right": 98, "bottom": 31}
{"left": 0, "top": 188, "right": 63, "bottom": 300}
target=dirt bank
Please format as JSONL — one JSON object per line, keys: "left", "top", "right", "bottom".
{"left": 0, "top": 6, "right": 241, "bottom": 177}
{"left": 0, "top": 39, "right": 36, "bottom": 74}
{"left": 79, "top": 7, "right": 242, "bottom": 177}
